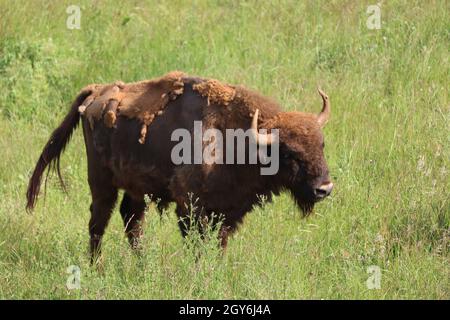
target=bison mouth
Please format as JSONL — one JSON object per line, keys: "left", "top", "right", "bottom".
{"left": 290, "top": 187, "right": 317, "bottom": 217}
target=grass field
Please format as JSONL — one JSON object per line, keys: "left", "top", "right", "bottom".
{"left": 0, "top": 0, "right": 448, "bottom": 299}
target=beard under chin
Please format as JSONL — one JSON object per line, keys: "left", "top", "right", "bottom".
{"left": 291, "top": 190, "right": 316, "bottom": 217}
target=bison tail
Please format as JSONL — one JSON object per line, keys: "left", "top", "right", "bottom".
{"left": 26, "top": 88, "right": 92, "bottom": 212}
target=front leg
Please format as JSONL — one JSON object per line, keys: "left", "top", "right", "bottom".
{"left": 175, "top": 201, "right": 234, "bottom": 252}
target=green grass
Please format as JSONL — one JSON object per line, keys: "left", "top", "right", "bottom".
{"left": 0, "top": 0, "right": 448, "bottom": 299}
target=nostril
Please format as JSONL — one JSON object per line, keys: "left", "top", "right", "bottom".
{"left": 315, "top": 188, "right": 328, "bottom": 197}
{"left": 315, "top": 182, "right": 333, "bottom": 198}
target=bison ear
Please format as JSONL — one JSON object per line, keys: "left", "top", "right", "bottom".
{"left": 317, "top": 88, "right": 330, "bottom": 127}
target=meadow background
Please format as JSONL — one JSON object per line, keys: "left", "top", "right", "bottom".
{"left": 0, "top": 0, "right": 448, "bottom": 299}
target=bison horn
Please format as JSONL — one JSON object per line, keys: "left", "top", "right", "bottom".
{"left": 251, "top": 109, "right": 274, "bottom": 145}
{"left": 317, "top": 88, "right": 330, "bottom": 127}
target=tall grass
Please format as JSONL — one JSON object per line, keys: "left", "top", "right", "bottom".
{"left": 0, "top": 0, "right": 448, "bottom": 299}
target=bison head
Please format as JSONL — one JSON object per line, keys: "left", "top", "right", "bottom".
{"left": 251, "top": 89, "right": 333, "bottom": 215}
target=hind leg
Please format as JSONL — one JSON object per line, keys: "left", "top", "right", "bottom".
{"left": 85, "top": 149, "right": 117, "bottom": 263}
{"left": 88, "top": 183, "right": 117, "bottom": 264}
{"left": 119, "top": 192, "right": 146, "bottom": 249}
{"left": 82, "top": 118, "right": 119, "bottom": 263}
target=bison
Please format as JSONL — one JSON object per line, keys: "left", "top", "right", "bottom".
{"left": 26, "top": 71, "right": 333, "bottom": 262}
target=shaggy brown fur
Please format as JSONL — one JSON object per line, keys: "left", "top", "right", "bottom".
{"left": 26, "top": 72, "right": 332, "bottom": 263}
{"left": 79, "top": 71, "right": 185, "bottom": 143}
{"left": 193, "top": 79, "right": 236, "bottom": 106}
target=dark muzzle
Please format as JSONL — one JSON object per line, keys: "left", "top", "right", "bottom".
{"left": 314, "top": 182, "right": 333, "bottom": 200}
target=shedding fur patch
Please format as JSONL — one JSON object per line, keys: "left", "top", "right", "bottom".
{"left": 79, "top": 71, "right": 185, "bottom": 143}
{"left": 77, "top": 72, "right": 279, "bottom": 146}
{"left": 193, "top": 79, "right": 236, "bottom": 106}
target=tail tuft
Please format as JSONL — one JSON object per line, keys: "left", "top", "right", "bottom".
{"left": 26, "top": 89, "right": 92, "bottom": 212}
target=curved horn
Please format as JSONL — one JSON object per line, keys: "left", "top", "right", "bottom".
{"left": 317, "top": 88, "right": 330, "bottom": 127}
{"left": 250, "top": 109, "right": 274, "bottom": 145}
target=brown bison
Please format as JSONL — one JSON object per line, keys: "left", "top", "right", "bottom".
{"left": 26, "top": 71, "right": 333, "bottom": 261}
